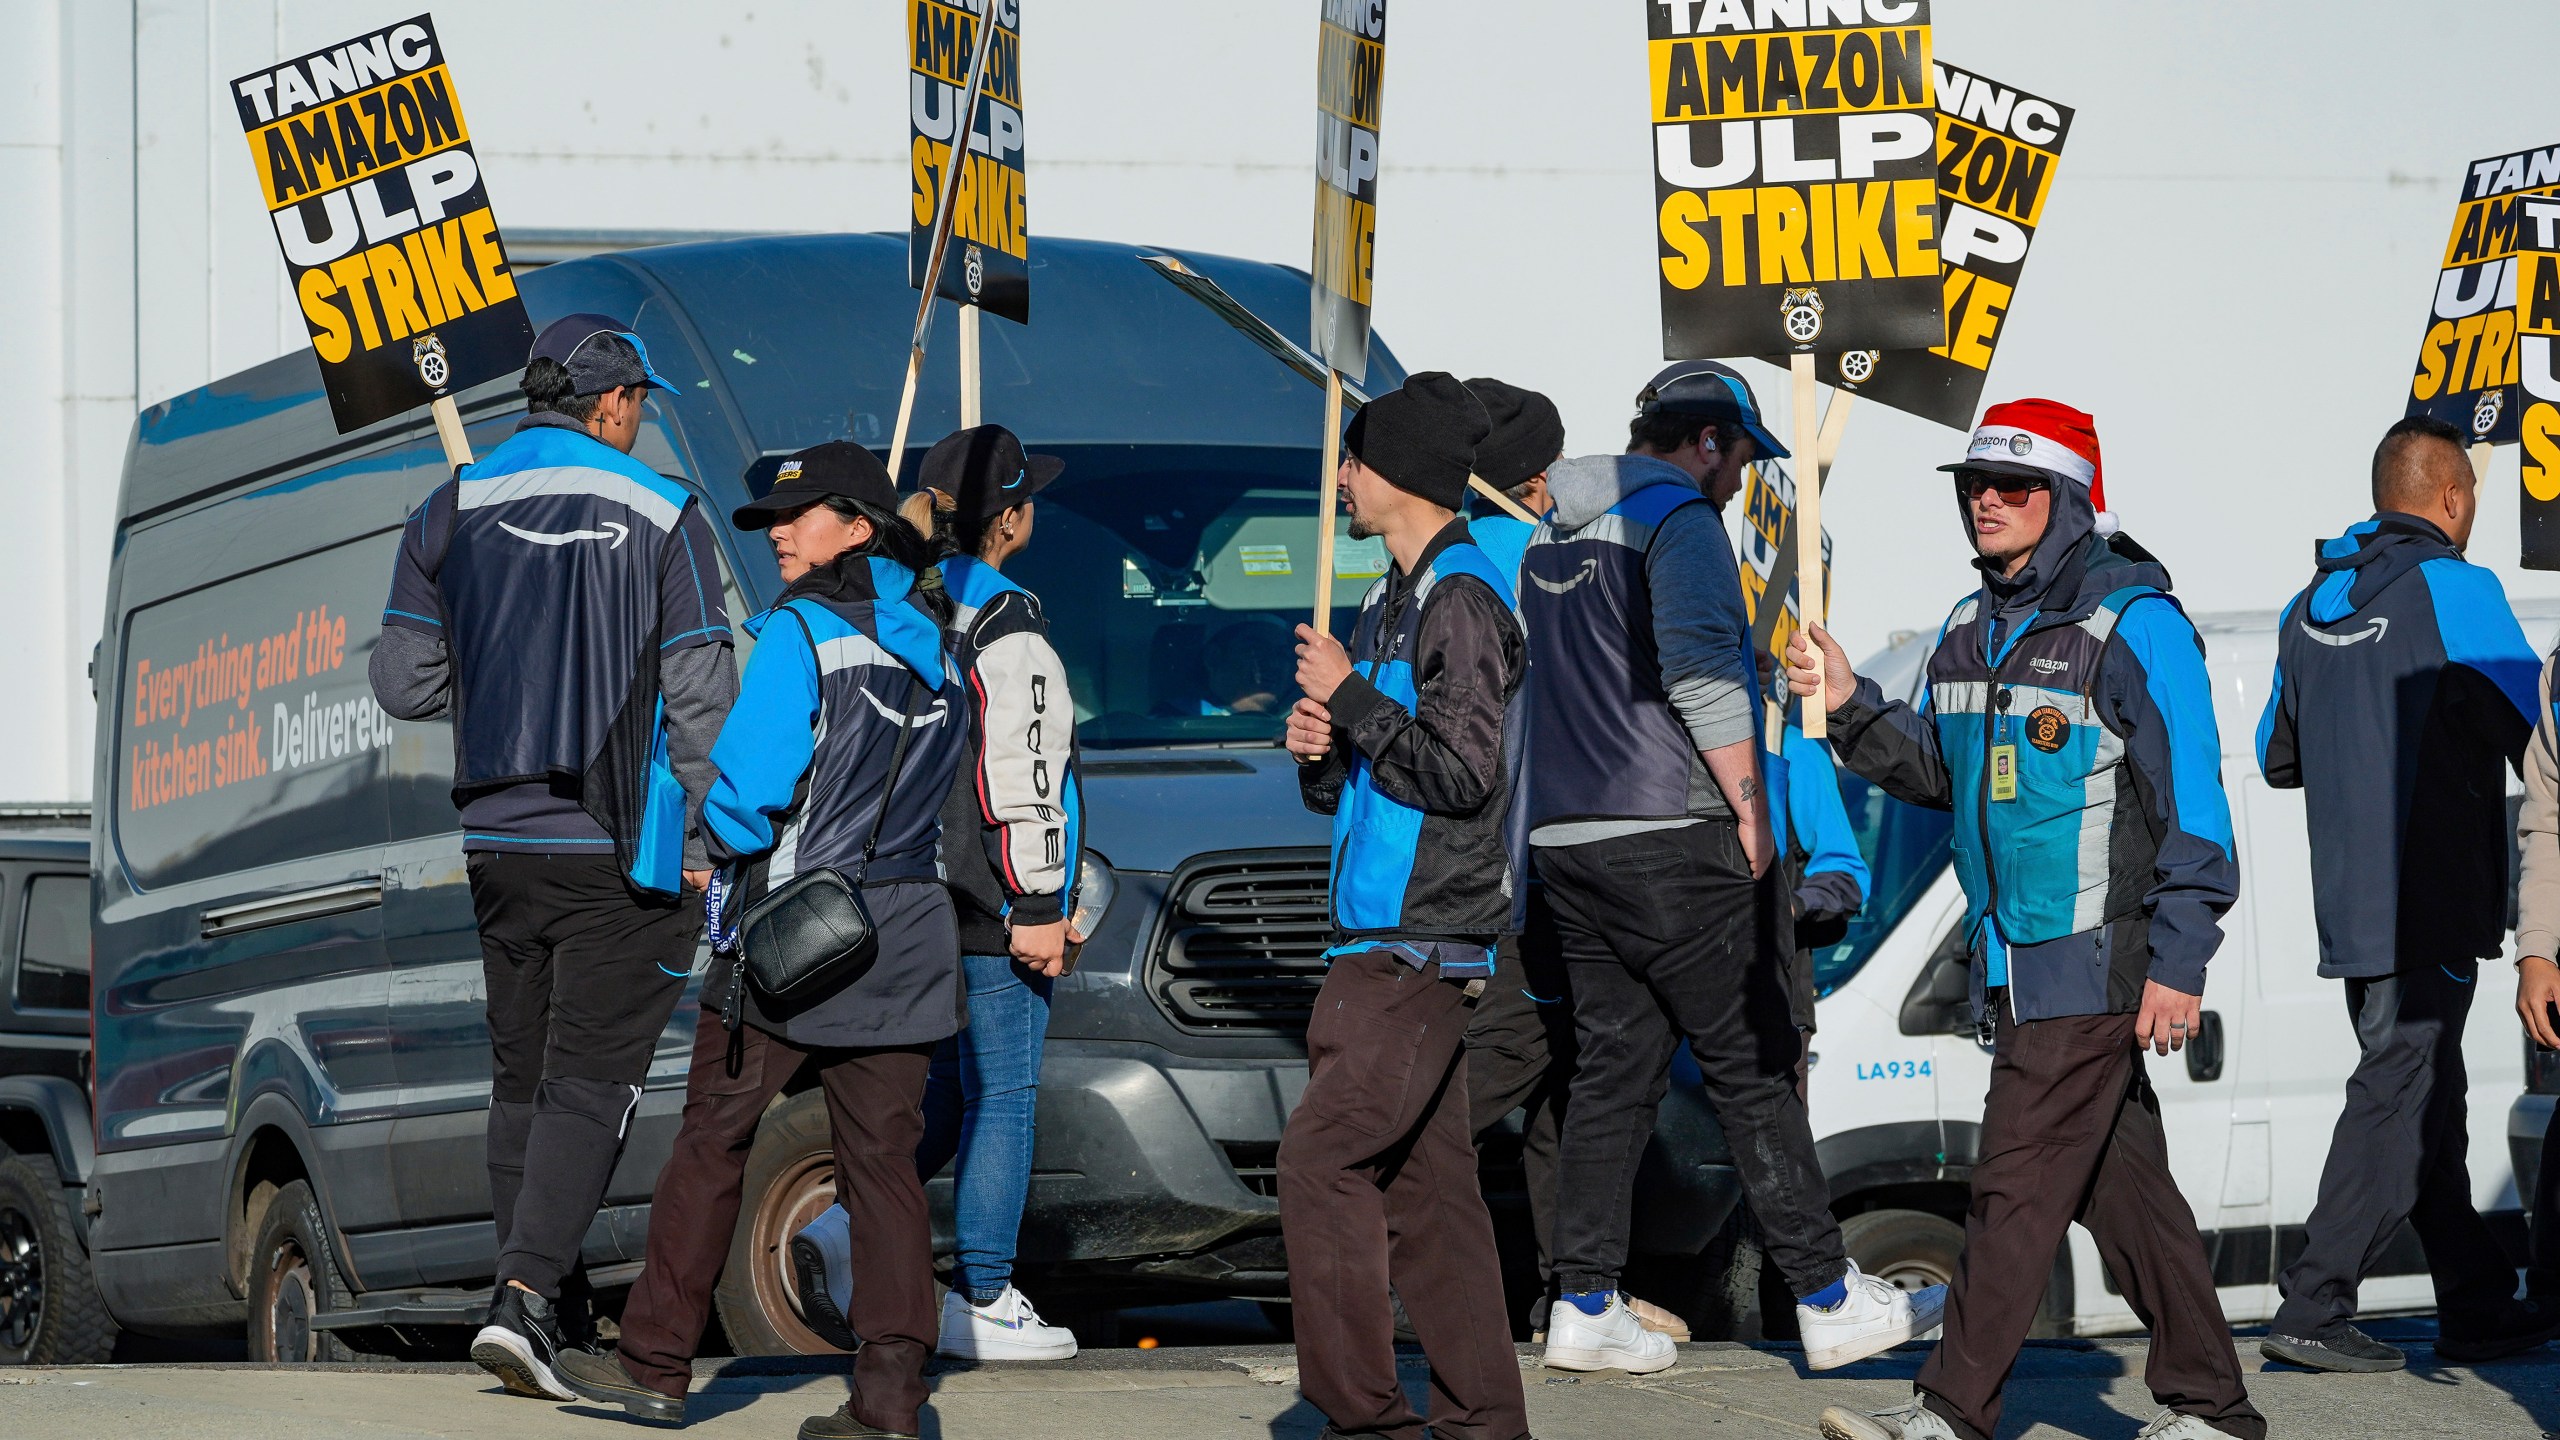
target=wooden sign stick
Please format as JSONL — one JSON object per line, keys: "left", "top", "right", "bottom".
{"left": 2470, "top": 441, "right": 2494, "bottom": 484}
{"left": 1470, "top": 475, "right": 1536, "bottom": 522}
{"left": 430, "top": 395, "right": 473, "bottom": 468}
{"left": 886, "top": 12, "right": 997, "bottom": 483}
{"left": 958, "top": 303, "right": 983, "bottom": 429}
{"left": 1791, "top": 353, "right": 1828, "bottom": 738}
{"left": 1314, "top": 368, "right": 1345, "bottom": 633}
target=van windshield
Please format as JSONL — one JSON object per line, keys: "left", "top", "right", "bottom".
{"left": 981, "top": 444, "right": 1373, "bottom": 750}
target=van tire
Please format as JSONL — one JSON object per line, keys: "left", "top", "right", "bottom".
{"left": 1841, "top": 1208, "right": 1965, "bottom": 1293}
{"left": 0, "top": 1149, "right": 118, "bottom": 1364}
{"left": 716, "top": 1091, "right": 846, "bottom": 1356}
{"left": 243, "top": 1180, "right": 352, "bottom": 1363}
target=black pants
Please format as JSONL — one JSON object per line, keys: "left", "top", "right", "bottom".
{"left": 2274, "top": 957, "right": 2517, "bottom": 1338}
{"left": 1280, "top": 949, "right": 1528, "bottom": 1440}
{"left": 469, "top": 852, "right": 697, "bottom": 1298}
{"left": 1464, "top": 908, "right": 1574, "bottom": 1324}
{"left": 1918, "top": 998, "right": 2261, "bottom": 1440}
{"left": 1536, "top": 822, "right": 1847, "bottom": 1298}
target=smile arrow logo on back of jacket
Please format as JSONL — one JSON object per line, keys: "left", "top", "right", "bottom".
{"left": 499, "top": 520, "right": 629, "bottom": 549}
{"left": 2300, "top": 615, "right": 2388, "bottom": 647}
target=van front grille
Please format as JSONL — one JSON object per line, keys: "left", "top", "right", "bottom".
{"left": 1148, "top": 850, "right": 1332, "bottom": 1033}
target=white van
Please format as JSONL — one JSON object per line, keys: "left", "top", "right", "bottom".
{"left": 1803, "top": 602, "right": 2548, "bottom": 1336}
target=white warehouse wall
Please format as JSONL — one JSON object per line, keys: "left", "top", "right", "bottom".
{"left": 4, "top": 0, "right": 2556, "bottom": 803}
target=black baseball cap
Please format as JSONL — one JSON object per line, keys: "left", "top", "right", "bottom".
{"left": 1636, "top": 359, "right": 1789, "bottom": 460}
{"left": 731, "top": 441, "right": 899, "bottom": 530}
{"left": 528, "top": 312, "right": 674, "bottom": 396}
{"left": 918, "top": 425, "right": 1064, "bottom": 521}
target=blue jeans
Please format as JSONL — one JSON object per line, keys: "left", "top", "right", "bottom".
{"left": 917, "top": 952, "right": 1052, "bottom": 1303}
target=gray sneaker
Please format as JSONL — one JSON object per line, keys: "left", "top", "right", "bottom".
{"left": 1818, "top": 1398, "right": 1961, "bottom": 1440}
{"left": 2260, "top": 1324, "right": 2405, "bottom": 1372}
{"left": 2134, "top": 1412, "right": 2228, "bottom": 1439}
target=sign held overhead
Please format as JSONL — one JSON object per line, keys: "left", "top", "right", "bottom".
{"left": 1650, "top": 0, "right": 1944, "bottom": 359}
{"left": 232, "top": 14, "right": 532, "bottom": 435}
{"left": 2516, "top": 196, "right": 2560, "bottom": 567}
{"left": 1312, "top": 0, "right": 1386, "bottom": 382}
{"left": 910, "top": 0, "right": 1029, "bottom": 325}
{"left": 2406, "top": 142, "right": 2560, "bottom": 447}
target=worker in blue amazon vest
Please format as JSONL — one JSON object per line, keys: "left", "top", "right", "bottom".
{"left": 1756, "top": 652, "right": 1872, "bottom": 1100}
{"left": 1281, "top": 372, "right": 1531, "bottom": 1440}
{"left": 2257, "top": 413, "right": 2559, "bottom": 1373}
{"left": 1788, "top": 400, "right": 2262, "bottom": 1440}
{"left": 369, "top": 314, "right": 735, "bottom": 1399}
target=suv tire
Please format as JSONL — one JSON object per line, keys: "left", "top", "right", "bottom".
{"left": 716, "top": 1091, "right": 845, "bottom": 1356}
{"left": 244, "top": 1180, "right": 352, "bottom": 1363}
{"left": 0, "top": 1148, "right": 117, "bottom": 1364}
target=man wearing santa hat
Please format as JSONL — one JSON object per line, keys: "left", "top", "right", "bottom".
{"left": 1785, "top": 400, "right": 2263, "bottom": 1440}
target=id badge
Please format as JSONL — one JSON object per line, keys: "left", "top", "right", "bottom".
{"left": 1989, "top": 743, "right": 2019, "bottom": 802}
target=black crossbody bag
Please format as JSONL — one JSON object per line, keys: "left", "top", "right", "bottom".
{"left": 736, "top": 656, "right": 929, "bottom": 1008}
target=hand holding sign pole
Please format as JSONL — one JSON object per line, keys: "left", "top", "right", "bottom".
{"left": 889, "top": 7, "right": 1000, "bottom": 484}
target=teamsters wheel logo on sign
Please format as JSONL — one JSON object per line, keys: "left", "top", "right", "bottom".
{"left": 1781, "top": 287, "right": 1825, "bottom": 345}
{"left": 411, "top": 334, "right": 450, "bottom": 389}
{"left": 964, "top": 244, "right": 985, "bottom": 301}
{"left": 1837, "top": 350, "right": 1879, "bottom": 385}
{"left": 2474, "top": 389, "right": 2506, "bottom": 439}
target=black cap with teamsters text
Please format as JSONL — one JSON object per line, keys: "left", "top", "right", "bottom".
{"left": 1462, "top": 377, "right": 1565, "bottom": 491}
{"left": 730, "top": 441, "right": 899, "bottom": 530}
{"left": 1343, "top": 371, "right": 1490, "bottom": 512}
{"left": 918, "top": 425, "right": 1066, "bottom": 521}
{"left": 528, "top": 312, "right": 675, "bottom": 396}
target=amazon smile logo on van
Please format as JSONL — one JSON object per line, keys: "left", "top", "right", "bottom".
{"left": 500, "top": 520, "right": 629, "bottom": 549}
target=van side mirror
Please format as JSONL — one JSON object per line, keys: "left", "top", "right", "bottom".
{"left": 1898, "top": 922, "right": 1974, "bottom": 1037}
{"left": 2184, "top": 1010, "right": 2225, "bottom": 1083}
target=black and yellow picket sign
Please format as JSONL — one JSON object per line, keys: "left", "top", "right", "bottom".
{"left": 1650, "top": 0, "right": 1944, "bottom": 359}
{"left": 1828, "top": 63, "right": 2071, "bottom": 430}
{"left": 2407, "top": 142, "right": 2560, "bottom": 449}
{"left": 2516, "top": 196, "right": 2560, "bottom": 568}
{"left": 233, "top": 14, "right": 531, "bottom": 438}
{"left": 1740, "top": 458, "right": 1832, "bottom": 669}
{"left": 910, "top": 0, "right": 1028, "bottom": 326}
{"left": 1312, "top": 0, "right": 1385, "bottom": 384}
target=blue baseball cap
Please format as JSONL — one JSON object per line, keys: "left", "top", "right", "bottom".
{"left": 1636, "top": 359, "right": 1789, "bottom": 460}
{"left": 528, "top": 312, "right": 674, "bottom": 395}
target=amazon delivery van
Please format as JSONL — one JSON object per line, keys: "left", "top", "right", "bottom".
{"left": 1800, "top": 604, "right": 2546, "bottom": 1334}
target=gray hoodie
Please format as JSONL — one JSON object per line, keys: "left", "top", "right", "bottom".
{"left": 1529, "top": 453, "right": 1758, "bottom": 843}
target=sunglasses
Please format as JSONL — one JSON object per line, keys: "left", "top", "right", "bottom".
{"left": 1955, "top": 472, "right": 2052, "bottom": 505}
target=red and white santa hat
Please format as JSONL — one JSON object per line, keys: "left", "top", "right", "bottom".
{"left": 1938, "top": 398, "right": 2113, "bottom": 536}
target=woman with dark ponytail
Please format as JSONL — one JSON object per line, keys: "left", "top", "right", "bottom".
{"left": 556, "top": 440, "right": 965, "bottom": 1440}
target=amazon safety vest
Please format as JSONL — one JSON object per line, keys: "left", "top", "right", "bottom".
{"left": 1330, "top": 541, "right": 1525, "bottom": 940}
{"left": 1519, "top": 481, "right": 1730, "bottom": 829}
{"left": 1931, "top": 585, "right": 2164, "bottom": 964}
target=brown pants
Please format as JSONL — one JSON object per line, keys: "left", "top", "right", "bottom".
{"left": 616, "top": 1013, "right": 937, "bottom": 1435}
{"left": 1279, "top": 949, "right": 1528, "bottom": 1440}
{"left": 1917, "top": 1000, "right": 2263, "bottom": 1440}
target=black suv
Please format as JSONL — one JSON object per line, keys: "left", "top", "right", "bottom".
{"left": 0, "top": 808, "right": 104, "bottom": 1363}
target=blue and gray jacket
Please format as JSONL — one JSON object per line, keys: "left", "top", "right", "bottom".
{"left": 1827, "top": 511, "right": 2236, "bottom": 1022}
{"left": 381, "top": 414, "right": 729, "bottom": 894}
{"left": 703, "top": 555, "right": 965, "bottom": 891}
{"left": 1767, "top": 716, "right": 1871, "bottom": 923}
{"left": 1299, "top": 520, "right": 1528, "bottom": 974}
{"left": 2257, "top": 513, "right": 2536, "bottom": 976}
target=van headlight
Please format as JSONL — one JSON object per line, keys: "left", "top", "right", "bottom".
{"left": 1069, "top": 853, "right": 1117, "bottom": 941}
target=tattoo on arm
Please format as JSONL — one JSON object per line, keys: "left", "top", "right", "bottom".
{"left": 1738, "top": 776, "right": 1760, "bottom": 805}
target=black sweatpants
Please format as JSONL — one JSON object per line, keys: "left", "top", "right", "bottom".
{"left": 469, "top": 852, "right": 697, "bottom": 1298}
{"left": 1917, "top": 997, "right": 2261, "bottom": 1440}
{"left": 2274, "top": 956, "right": 2518, "bottom": 1338}
{"left": 1464, "top": 906, "right": 1574, "bottom": 1323}
{"left": 1536, "top": 821, "right": 1848, "bottom": 1299}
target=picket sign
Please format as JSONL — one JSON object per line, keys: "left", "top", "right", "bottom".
{"left": 1314, "top": 370, "right": 1347, "bottom": 634}
{"left": 887, "top": 11, "right": 999, "bottom": 484}
{"left": 1791, "top": 356, "right": 1828, "bottom": 737}
{"left": 430, "top": 396, "right": 472, "bottom": 468}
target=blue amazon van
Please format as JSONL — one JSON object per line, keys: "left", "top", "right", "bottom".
{"left": 67, "top": 235, "right": 1749, "bottom": 1361}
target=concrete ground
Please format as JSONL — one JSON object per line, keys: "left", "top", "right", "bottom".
{"left": 6, "top": 1340, "right": 2558, "bottom": 1439}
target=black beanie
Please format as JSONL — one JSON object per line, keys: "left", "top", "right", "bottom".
{"left": 1342, "top": 371, "right": 1488, "bottom": 511}
{"left": 1463, "top": 378, "right": 1565, "bottom": 491}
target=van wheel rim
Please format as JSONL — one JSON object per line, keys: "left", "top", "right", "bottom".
{"left": 747, "top": 1154, "right": 838, "bottom": 1353}
{"left": 262, "top": 1238, "right": 316, "bottom": 1361}
{"left": 0, "top": 1207, "right": 42, "bottom": 1356}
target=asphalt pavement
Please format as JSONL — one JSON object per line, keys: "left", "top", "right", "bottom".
{"left": 7, "top": 1338, "right": 2558, "bottom": 1439}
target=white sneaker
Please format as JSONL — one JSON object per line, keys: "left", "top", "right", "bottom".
{"left": 1797, "top": 1261, "right": 1946, "bottom": 1371}
{"left": 937, "top": 1285, "right": 1079, "bottom": 1361}
{"left": 789, "top": 1204, "right": 858, "bottom": 1351}
{"left": 1541, "top": 1292, "right": 1678, "bottom": 1374}
{"left": 1818, "top": 1398, "right": 1960, "bottom": 1440}
{"left": 2133, "top": 1412, "right": 2227, "bottom": 1440}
